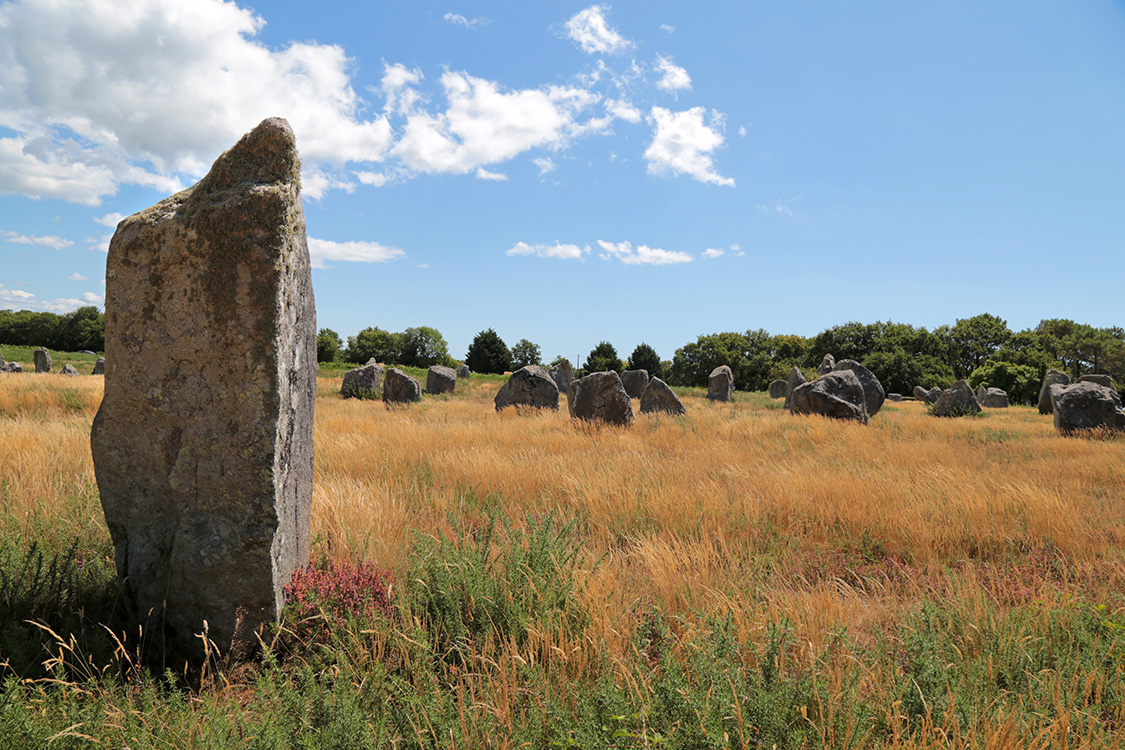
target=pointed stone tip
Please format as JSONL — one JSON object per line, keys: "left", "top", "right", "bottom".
{"left": 200, "top": 116, "right": 301, "bottom": 194}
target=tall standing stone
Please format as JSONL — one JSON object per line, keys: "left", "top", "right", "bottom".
{"left": 549, "top": 359, "right": 575, "bottom": 396}
{"left": 832, "top": 359, "right": 886, "bottom": 417}
{"left": 384, "top": 367, "right": 422, "bottom": 404}
{"left": 639, "top": 377, "right": 686, "bottom": 416}
{"left": 568, "top": 371, "right": 634, "bottom": 426}
{"left": 33, "top": 347, "right": 51, "bottom": 373}
{"left": 426, "top": 365, "right": 457, "bottom": 394}
{"left": 784, "top": 367, "right": 807, "bottom": 409}
{"left": 90, "top": 118, "right": 316, "bottom": 656}
{"left": 1037, "top": 369, "right": 1070, "bottom": 414}
{"left": 707, "top": 365, "right": 733, "bottom": 402}
{"left": 495, "top": 365, "right": 559, "bottom": 411}
{"left": 817, "top": 354, "right": 836, "bottom": 376}
{"left": 92, "top": 357, "right": 105, "bottom": 375}
{"left": 620, "top": 369, "right": 650, "bottom": 399}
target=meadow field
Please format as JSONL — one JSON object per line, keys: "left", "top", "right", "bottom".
{"left": 1, "top": 348, "right": 1124, "bottom": 748}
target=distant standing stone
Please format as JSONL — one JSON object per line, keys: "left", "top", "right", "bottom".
{"left": 932, "top": 380, "right": 981, "bottom": 417}
{"left": 92, "top": 357, "right": 105, "bottom": 375}
{"left": 620, "top": 369, "right": 649, "bottom": 399}
{"left": 384, "top": 367, "right": 422, "bottom": 404}
{"left": 549, "top": 359, "right": 575, "bottom": 396}
{"left": 457, "top": 364, "right": 471, "bottom": 378}
{"left": 832, "top": 359, "right": 886, "bottom": 417}
{"left": 1037, "top": 369, "right": 1070, "bottom": 414}
{"left": 341, "top": 360, "right": 384, "bottom": 398}
{"left": 495, "top": 365, "right": 559, "bottom": 411}
{"left": 90, "top": 117, "right": 316, "bottom": 656}
{"left": 426, "top": 365, "right": 457, "bottom": 394}
{"left": 817, "top": 354, "right": 836, "bottom": 376}
{"left": 33, "top": 348, "right": 51, "bottom": 373}
{"left": 0, "top": 362, "right": 21, "bottom": 373}
{"left": 977, "top": 387, "right": 1009, "bottom": 408}
{"left": 707, "top": 365, "right": 733, "bottom": 402}
{"left": 639, "top": 377, "right": 686, "bottom": 416}
{"left": 61, "top": 364, "right": 79, "bottom": 376}
{"left": 788, "top": 369, "right": 869, "bottom": 424}
{"left": 784, "top": 367, "right": 808, "bottom": 409}
{"left": 569, "top": 371, "right": 634, "bottom": 426}
{"left": 913, "top": 385, "right": 928, "bottom": 401}
{"left": 1052, "top": 381, "right": 1125, "bottom": 434}
{"left": 887, "top": 393, "right": 903, "bottom": 402}
{"left": 768, "top": 379, "right": 788, "bottom": 399}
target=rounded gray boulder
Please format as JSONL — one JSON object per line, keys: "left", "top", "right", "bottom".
{"left": 569, "top": 371, "right": 634, "bottom": 426}
{"left": 620, "top": 369, "right": 650, "bottom": 399}
{"left": 639, "top": 377, "right": 686, "bottom": 416}
{"left": 788, "top": 369, "right": 868, "bottom": 424}
{"left": 384, "top": 367, "right": 422, "bottom": 404}
{"left": 707, "top": 365, "right": 733, "bottom": 402}
{"left": 832, "top": 359, "right": 885, "bottom": 417}
{"left": 932, "top": 380, "right": 981, "bottom": 417}
{"left": 426, "top": 365, "right": 457, "bottom": 394}
{"left": 1052, "top": 381, "right": 1124, "bottom": 434}
{"left": 495, "top": 365, "right": 559, "bottom": 411}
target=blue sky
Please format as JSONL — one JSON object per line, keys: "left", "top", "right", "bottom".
{"left": 1, "top": 0, "right": 1123, "bottom": 363}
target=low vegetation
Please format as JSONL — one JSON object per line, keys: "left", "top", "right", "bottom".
{"left": 0, "top": 371, "right": 1123, "bottom": 747}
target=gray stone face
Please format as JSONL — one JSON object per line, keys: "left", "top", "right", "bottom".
{"left": 61, "top": 364, "right": 79, "bottom": 376}
{"left": 33, "top": 348, "right": 51, "bottom": 373}
{"left": 549, "top": 359, "right": 575, "bottom": 396}
{"left": 768, "top": 379, "right": 788, "bottom": 399}
{"left": 1052, "top": 381, "right": 1124, "bottom": 434}
{"left": 426, "top": 365, "right": 457, "bottom": 394}
{"left": 887, "top": 393, "right": 903, "bottom": 402}
{"left": 341, "top": 361, "right": 384, "bottom": 398}
{"left": 568, "top": 371, "right": 634, "bottom": 426}
{"left": 1077, "top": 375, "right": 1122, "bottom": 409}
{"left": 90, "top": 118, "right": 316, "bottom": 656}
{"left": 0, "top": 362, "right": 21, "bottom": 373}
{"left": 639, "top": 377, "right": 686, "bottom": 416}
{"left": 1037, "top": 369, "right": 1070, "bottom": 414}
{"left": 495, "top": 365, "right": 559, "bottom": 411}
{"left": 383, "top": 367, "right": 422, "bottom": 404}
{"left": 932, "top": 380, "right": 981, "bottom": 417}
{"left": 784, "top": 367, "right": 808, "bottom": 409}
{"left": 832, "top": 359, "right": 885, "bottom": 417}
{"left": 620, "top": 369, "right": 650, "bottom": 399}
{"left": 817, "top": 354, "right": 836, "bottom": 376}
{"left": 788, "top": 370, "right": 868, "bottom": 424}
{"left": 977, "top": 387, "right": 1009, "bottom": 408}
{"left": 927, "top": 387, "right": 943, "bottom": 404}
{"left": 913, "top": 385, "right": 928, "bottom": 401}
{"left": 707, "top": 365, "right": 733, "bottom": 402}
{"left": 457, "top": 364, "right": 471, "bottom": 378}
{"left": 92, "top": 357, "right": 105, "bottom": 375}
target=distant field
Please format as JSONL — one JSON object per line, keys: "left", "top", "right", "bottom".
{"left": 1, "top": 372, "right": 1123, "bottom": 747}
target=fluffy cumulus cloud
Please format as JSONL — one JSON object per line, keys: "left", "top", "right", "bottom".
{"left": 654, "top": 56, "right": 691, "bottom": 92}
{"left": 644, "top": 107, "right": 734, "bottom": 187}
{"left": 596, "top": 240, "right": 691, "bottom": 265}
{"left": 306, "top": 237, "right": 406, "bottom": 269}
{"left": 507, "top": 241, "right": 587, "bottom": 260}
{"left": 2, "top": 230, "right": 73, "bottom": 250}
{"left": 0, "top": 283, "right": 96, "bottom": 313}
{"left": 702, "top": 248, "right": 724, "bottom": 259}
{"left": 565, "top": 5, "right": 631, "bottom": 55}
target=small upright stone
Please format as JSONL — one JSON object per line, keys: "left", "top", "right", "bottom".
{"left": 620, "top": 369, "right": 649, "bottom": 399}
{"left": 569, "top": 371, "right": 634, "bottom": 426}
{"left": 1037, "top": 369, "right": 1070, "bottom": 414}
{"left": 61, "top": 364, "right": 79, "bottom": 376}
{"left": 426, "top": 365, "right": 457, "bottom": 394}
{"left": 707, "top": 365, "right": 733, "bottom": 402}
{"left": 92, "top": 357, "right": 105, "bottom": 375}
{"left": 784, "top": 367, "right": 808, "bottom": 409}
{"left": 788, "top": 370, "right": 868, "bottom": 424}
{"left": 33, "top": 348, "right": 51, "bottom": 373}
{"left": 457, "top": 364, "right": 471, "bottom": 378}
{"left": 932, "top": 380, "right": 981, "bottom": 417}
{"left": 832, "top": 359, "right": 885, "bottom": 417}
{"left": 341, "top": 360, "right": 384, "bottom": 398}
{"left": 384, "top": 367, "right": 422, "bottom": 404}
{"left": 639, "top": 377, "right": 686, "bottom": 416}
{"left": 817, "top": 354, "right": 836, "bottom": 376}
{"left": 495, "top": 365, "right": 559, "bottom": 411}
{"left": 549, "top": 359, "right": 575, "bottom": 396}
{"left": 90, "top": 118, "right": 316, "bottom": 656}
{"left": 768, "top": 379, "right": 788, "bottom": 399}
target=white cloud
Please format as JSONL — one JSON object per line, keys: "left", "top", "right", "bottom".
{"left": 565, "top": 5, "right": 631, "bottom": 55}
{"left": 660, "top": 23, "right": 675, "bottom": 34}
{"left": 444, "top": 12, "right": 488, "bottom": 29}
{"left": 381, "top": 63, "right": 424, "bottom": 116}
{"left": 532, "top": 157, "right": 556, "bottom": 176}
{"left": 507, "top": 241, "right": 587, "bottom": 260}
{"left": 0, "top": 0, "right": 393, "bottom": 204}
{"left": 66, "top": 273, "right": 89, "bottom": 281}
{"left": 0, "top": 284, "right": 88, "bottom": 313}
{"left": 86, "top": 233, "right": 113, "bottom": 253}
{"left": 81, "top": 291, "right": 102, "bottom": 303}
{"left": 654, "top": 56, "right": 691, "bottom": 92}
{"left": 644, "top": 107, "right": 734, "bottom": 187}
{"left": 738, "top": 126, "right": 747, "bottom": 137}
{"left": 302, "top": 169, "right": 357, "bottom": 201}
{"left": 94, "top": 212, "right": 124, "bottom": 228}
{"left": 2, "top": 230, "right": 73, "bottom": 250}
{"left": 475, "top": 168, "right": 508, "bottom": 181}
{"left": 307, "top": 237, "right": 406, "bottom": 269}
{"left": 596, "top": 239, "right": 691, "bottom": 265}
{"left": 702, "top": 248, "right": 723, "bottom": 259}
{"left": 756, "top": 196, "right": 801, "bottom": 217}
{"left": 353, "top": 170, "right": 391, "bottom": 187}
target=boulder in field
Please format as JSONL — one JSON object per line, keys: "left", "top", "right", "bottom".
{"left": 384, "top": 367, "right": 422, "bottom": 404}
{"left": 913, "top": 385, "right": 928, "bottom": 401}
{"left": 887, "top": 393, "right": 903, "bottom": 402}
{"left": 832, "top": 359, "right": 886, "bottom": 417}
{"left": 1052, "top": 381, "right": 1124, "bottom": 434}
{"left": 1077, "top": 375, "right": 1122, "bottom": 409}
{"left": 1037, "top": 369, "right": 1070, "bottom": 414}
{"left": 549, "top": 359, "right": 574, "bottom": 396}
{"left": 788, "top": 369, "right": 868, "bottom": 424}
{"left": 707, "top": 365, "right": 733, "bottom": 402}
{"left": 784, "top": 367, "right": 808, "bottom": 409}
{"left": 0, "top": 362, "right": 21, "bottom": 373}
{"left": 817, "top": 354, "right": 836, "bottom": 376}
{"left": 977, "top": 387, "right": 1009, "bottom": 408}
{"left": 33, "top": 348, "right": 51, "bottom": 373}
{"left": 92, "top": 357, "right": 105, "bottom": 375}
{"left": 61, "top": 364, "right": 79, "bottom": 376}
{"left": 426, "top": 365, "right": 457, "bottom": 394}
{"left": 568, "top": 371, "right": 634, "bottom": 426}
{"left": 639, "top": 377, "right": 686, "bottom": 416}
{"left": 620, "top": 369, "right": 649, "bottom": 399}
{"left": 932, "top": 380, "right": 981, "bottom": 417}
{"left": 457, "top": 364, "right": 471, "bottom": 378}
{"left": 495, "top": 365, "right": 559, "bottom": 411}
{"left": 341, "top": 360, "right": 384, "bottom": 398}
{"left": 768, "top": 379, "right": 788, "bottom": 399}
{"left": 90, "top": 118, "right": 316, "bottom": 656}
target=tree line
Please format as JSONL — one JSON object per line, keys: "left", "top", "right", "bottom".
{"left": 0, "top": 307, "right": 105, "bottom": 353}
{"left": 315, "top": 314, "right": 1124, "bottom": 405}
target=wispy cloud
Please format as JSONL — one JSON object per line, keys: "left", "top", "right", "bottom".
{"left": 2, "top": 230, "right": 74, "bottom": 250}
{"left": 475, "top": 168, "right": 508, "bottom": 181}
{"left": 756, "top": 196, "right": 803, "bottom": 217}
{"left": 597, "top": 239, "right": 692, "bottom": 265}
{"left": 307, "top": 237, "right": 406, "bottom": 269}
{"left": 67, "top": 272, "right": 90, "bottom": 281}
{"left": 532, "top": 157, "right": 556, "bottom": 176}
{"left": 660, "top": 23, "right": 675, "bottom": 34}
{"left": 702, "top": 248, "right": 723, "bottom": 259}
{"left": 444, "top": 12, "right": 488, "bottom": 29}
{"left": 564, "top": 5, "right": 631, "bottom": 55}
{"left": 507, "top": 241, "right": 587, "bottom": 260}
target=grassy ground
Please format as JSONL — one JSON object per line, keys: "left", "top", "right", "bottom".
{"left": 0, "top": 371, "right": 1123, "bottom": 748}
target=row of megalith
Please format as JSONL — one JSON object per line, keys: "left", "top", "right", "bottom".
{"left": 0, "top": 348, "right": 105, "bottom": 374}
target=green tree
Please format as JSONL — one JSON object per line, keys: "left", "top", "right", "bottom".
{"left": 946, "top": 313, "right": 1012, "bottom": 378}
{"left": 968, "top": 361, "right": 1041, "bottom": 405}
{"left": 585, "top": 341, "right": 623, "bottom": 374}
{"left": 669, "top": 330, "right": 773, "bottom": 391}
{"left": 510, "top": 339, "right": 542, "bottom": 369}
{"left": 346, "top": 327, "right": 403, "bottom": 364}
{"left": 316, "top": 328, "right": 343, "bottom": 362}
{"left": 863, "top": 351, "right": 954, "bottom": 396}
{"left": 57, "top": 306, "right": 104, "bottom": 351}
{"left": 626, "top": 342, "right": 662, "bottom": 377}
{"left": 465, "top": 329, "right": 511, "bottom": 374}
{"left": 401, "top": 326, "right": 453, "bottom": 368}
